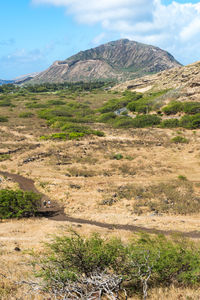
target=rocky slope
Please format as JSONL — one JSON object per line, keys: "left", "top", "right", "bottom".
{"left": 114, "top": 61, "right": 200, "bottom": 102}
{"left": 30, "top": 39, "right": 181, "bottom": 83}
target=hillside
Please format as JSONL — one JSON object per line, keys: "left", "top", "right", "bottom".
{"left": 30, "top": 39, "right": 181, "bottom": 84}
{"left": 114, "top": 60, "right": 200, "bottom": 102}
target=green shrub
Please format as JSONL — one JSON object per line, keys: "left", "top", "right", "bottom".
{"left": 40, "top": 133, "right": 68, "bottom": 141}
{"left": 47, "top": 100, "right": 66, "bottom": 106}
{"left": 171, "top": 136, "right": 189, "bottom": 143}
{"left": 112, "top": 153, "right": 123, "bottom": 160}
{"left": 178, "top": 175, "right": 187, "bottom": 181}
{"left": 19, "top": 112, "right": 34, "bottom": 118}
{"left": 25, "top": 102, "right": 48, "bottom": 109}
{"left": 179, "top": 114, "right": 200, "bottom": 129}
{"left": 160, "top": 118, "right": 179, "bottom": 128}
{"left": 98, "top": 112, "right": 117, "bottom": 123}
{"left": 162, "top": 101, "right": 183, "bottom": 115}
{"left": 0, "top": 154, "right": 10, "bottom": 161}
{"left": 113, "top": 116, "right": 135, "bottom": 128}
{"left": 35, "top": 231, "right": 200, "bottom": 299}
{"left": 0, "top": 116, "right": 8, "bottom": 122}
{"left": 0, "top": 189, "right": 41, "bottom": 219}
{"left": 183, "top": 102, "right": 200, "bottom": 115}
{"left": 132, "top": 114, "right": 161, "bottom": 128}
{"left": 99, "top": 97, "right": 130, "bottom": 113}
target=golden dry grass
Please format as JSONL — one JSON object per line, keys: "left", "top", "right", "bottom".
{"left": 1, "top": 90, "right": 200, "bottom": 298}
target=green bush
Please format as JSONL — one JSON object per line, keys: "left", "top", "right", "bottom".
{"left": 160, "top": 118, "right": 179, "bottom": 128}
{"left": 132, "top": 114, "right": 161, "bottom": 128}
{"left": 0, "top": 154, "right": 10, "bottom": 161}
{"left": 98, "top": 112, "right": 117, "bottom": 123}
{"left": 171, "top": 135, "right": 189, "bottom": 144}
{"left": 113, "top": 116, "right": 135, "bottom": 128}
{"left": 179, "top": 114, "right": 200, "bottom": 129}
{"left": 183, "top": 102, "right": 200, "bottom": 115}
{"left": 162, "top": 101, "right": 183, "bottom": 115}
{"left": 112, "top": 153, "right": 123, "bottom": 160}
{"left": 0, "top": 189, "right": 41, "bottom": 219}
{"left": 0, "top": 116, "right": 8, "bottom": 122}
{"left": 99, "top": 97, "right": 130, "bottom": 113}
{"left": 35, "top": 231, "right": 200, "bottom": 299}
{"left": 47, "top": 100, "right": 66, "bottom": 106}
{"left": 19, "top": 112, "right": 34, "bottom": 118}
{"left": 25, "top": 102, "right": 48, "bottom": 109}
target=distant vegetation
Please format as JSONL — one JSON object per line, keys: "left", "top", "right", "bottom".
{"left": 1, "top": 81, "right": 200, "bottom": 134}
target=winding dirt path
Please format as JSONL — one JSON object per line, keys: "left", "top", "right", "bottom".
{"left": 1, "top": 171, "right": 200, "bottom": 239}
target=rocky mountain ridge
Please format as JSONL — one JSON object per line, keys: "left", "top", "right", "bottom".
{"left": 30, "top": 39, "right": 181, "bottom": 84}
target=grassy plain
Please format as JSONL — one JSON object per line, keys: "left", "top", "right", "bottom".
{"left": 0, "top": 85, "right": 200, "bottom": 299}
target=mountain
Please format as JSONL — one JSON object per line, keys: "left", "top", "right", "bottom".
{"left": 0, "top": 79, "right": 14, "bottom": 85}
{"left": 0, "top": 73, "right": 39, "bottom": 86}
{"left": 30, "top": 39, "right": 181, "bottom": 84}
{"left": 114, "top": 60, "right": 200, "bottom": 102}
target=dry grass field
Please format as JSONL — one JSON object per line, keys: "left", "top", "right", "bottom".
{"left": 0, "top": 86, "right": 200, "bottom": 299}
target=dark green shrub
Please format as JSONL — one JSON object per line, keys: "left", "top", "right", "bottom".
{"left": 183, "top": 102, "right": 200, "bottom": 114}
{"left": 122, "top": 91, "right": 143, "bottom": 101}
{"left": 99, "top": 98, "right": 130, "bottom": 113}
{"left": 112, "top": 153, "right": 123, "bottom": 160}
{"left": 25, "top": 102, "right": 48, "bottom": 109}
{"left": 0, "top": 189, "right": 41, "bottom": 219}
{"left": 0, "top": 99, "right": 12, "bottom": 107}
{"left": 19, "top": 112, "right": 34, "bottom": 118}
{"left": 160, "top": 118, "right": 179, "bottom": 128}
{"left": 132, "top": 114, "right": 161, "bottom": 128}
{"left": 162, "top": 101, "right": 183, "bottom": 115}
{"left": 171, "top": 136, "right": 189, "bottom": 143}
{"left": 179, "top": 114, "right": 200, "bottom": 129}
{"left": 47, "top": 100, "right": 66, "bottom": 106}
{"left": 98, "top": 112, "right": 117, "bottom": 123}
{"left": 113, "top": 116, "right": 135, "bottom": 128}
{"left": 0, "top": 116, "right": 8, "bottom": 122}
{"left": 0, "top": 154, "right": 10, "bottom": 161}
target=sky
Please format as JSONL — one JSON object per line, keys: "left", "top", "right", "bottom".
{"left": 0, "top": 0, "right": 200, "bottom": 79}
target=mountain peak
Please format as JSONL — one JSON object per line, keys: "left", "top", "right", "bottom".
{"left": 31, "top": 39, "right": 181, "bottom": 84}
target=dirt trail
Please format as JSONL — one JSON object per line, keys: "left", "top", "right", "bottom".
{"left": 1, "top": 171, "right": 200, "bottom": 239}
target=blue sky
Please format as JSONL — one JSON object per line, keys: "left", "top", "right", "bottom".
{"left": 0, "top": 0, "right": 200, "bottom": 79}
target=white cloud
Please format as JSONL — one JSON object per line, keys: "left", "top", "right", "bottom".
{"left": 32, "top": 0, "right": 200, "bottom": 64}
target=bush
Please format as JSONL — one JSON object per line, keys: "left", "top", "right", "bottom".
{"left": 183, "top": 102, "right": 200, "bottom": 114}
{"left": 35, "top": 231, "right": 200, "bottom": 299}
{"left": 0, "top": 189, "right": 41, "bottom": 219}
{"left": 0, "top": 116, "right": 8, "bottom": 122}
{"left": 99, "top": 97, "right": 130, "bottom": 113}
{"left": 162, "top": 101, "right": 183, "bottom": 115}
{"left": 19, "top": 112, "right": 34, "bottom": 118}
{"left": 47, "top": 100, "right": 66, "bottom": 106}
{"left": 112, "top": 153, "right": 123, "bottom": 160}
{"left": 113, "top": 116, "right": 135, "bottom": 128}
{"left": 160, "top": 118, "right": 179, "bottom": 128}
{"left": 171, "top": 135, "right": 189, "bottom": 144}
{"left": 179, "top": 114, "right": 200, "bottom": 129}
{"left": 98, "top": 112, "right": 117, "bottom": 123}
{"left": 131, "top": 114, "right": 161, "bottom": 128}
{"left": 0, "top": 154, "right": 10, "bottom": 161}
